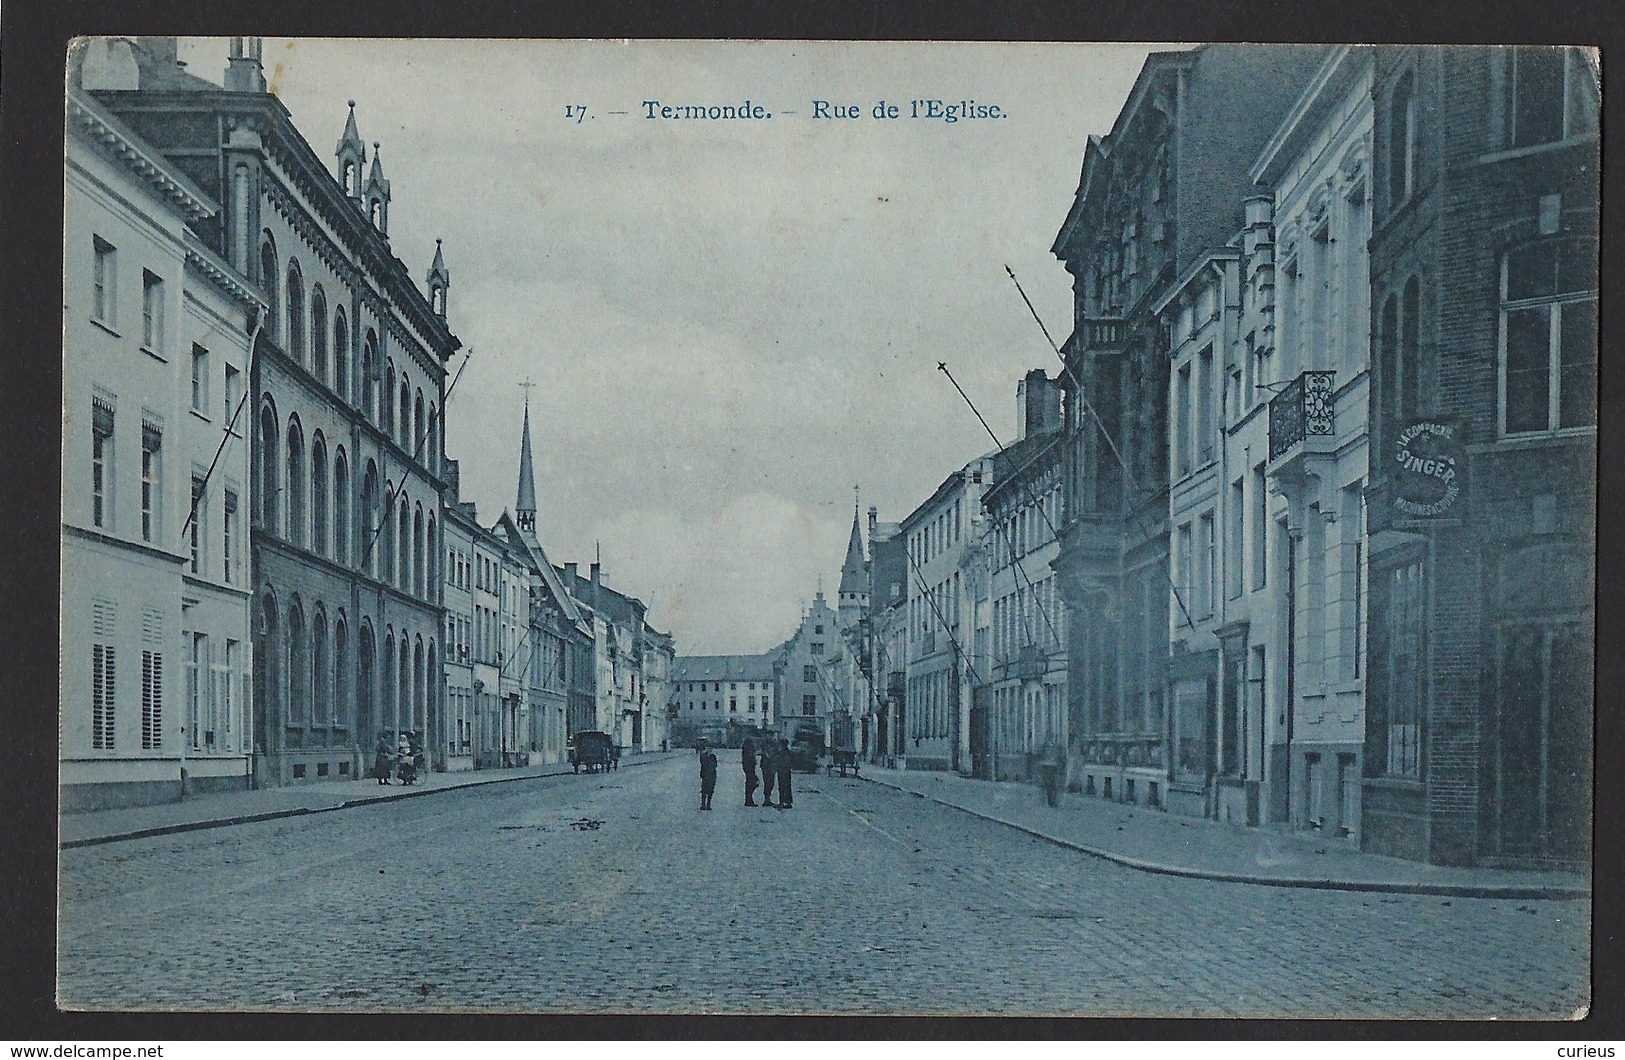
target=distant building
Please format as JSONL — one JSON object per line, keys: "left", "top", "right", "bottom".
{"left": 670, "top": 653, "right": 778, "bottom": 746}
{"left": 440, "top": 462, "right": 476, "bottom": 771}
{"left": 866, "top": 510, "right": 908, "bottom": 765}
{"left": 62, "top": 81, "right": 264, "bottom": 809}
{"left": 773, "top": 591, "right": 842, "bottom": 747}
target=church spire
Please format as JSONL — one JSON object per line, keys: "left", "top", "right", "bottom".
{"left": 837, "top": 485, "right": 867, "bottom": 608}
{"left": 516, "top": 381, "right": 537, "bottom": 538}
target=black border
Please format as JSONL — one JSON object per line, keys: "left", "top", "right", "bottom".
{"left": 5, "top": 0, "right": 1622, "bottom": 1043}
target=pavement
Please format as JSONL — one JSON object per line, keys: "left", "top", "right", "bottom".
{"left": 860, "top": 764, "right": 1589, "bottom": 899}
{"left": 57, "top": 753, "right": 1590, "bottom": 1016}
{"left": 58, "top": 750, "right": 682, "bottom": 848}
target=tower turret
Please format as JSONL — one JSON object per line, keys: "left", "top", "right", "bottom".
{"left": 427, "top": 238, "right": 450, "bottom": 318}
{"left": 364, "top": 141, "right": 391, "bottom": 234}
{"left": 837, "top": 487, "right": 868, "bottom": 624}
{"left": 335, "top": 100, "right": 366, "bottom": 199}
{"left": 516, "top": 384, "right": 538, "bottom": 539}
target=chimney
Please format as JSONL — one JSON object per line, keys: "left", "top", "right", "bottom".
{"left": 224, "top": 36, "right": 266, "bottom": 94}
{"left": 137, "top": 37, "right": 179, "bottom": 70}
{"left": 1016, "top": 369, "right": 1061, "bottom": 438}
{"left": 1242, "top": 195, "right": 1274, "bottom": 257}
{"left": 442, "top": 457, "right": 461, "bottom": 501}
{"left": 867, "top": 505, "right": 878, "bottom": 542}
{"left": 590, "top": 561, "right": 602, "bottom": 596}
{"left": 563, "top": 562, "right": 578, "bottom": 587}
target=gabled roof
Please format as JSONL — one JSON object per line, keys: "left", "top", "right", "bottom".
{"left": 493, "top": 510, "right": 580, "bottom": 626}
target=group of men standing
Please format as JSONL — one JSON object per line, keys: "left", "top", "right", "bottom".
{"left": 697, "top": 735, "right": 792, "bottom": 811}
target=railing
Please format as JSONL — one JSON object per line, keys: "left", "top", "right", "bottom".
{"left": 1081, "top": 316, "right": 1125, "bottom": 350}
{"left": 1078, "top": 734, "right": 1165, "bottom": 768}
{"left": 1268, "top": 370, "right": 1336, "bottom": 461}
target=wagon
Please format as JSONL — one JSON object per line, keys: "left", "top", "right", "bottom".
{"left": 569, "top": 730, "right": 615, "bottom": 773}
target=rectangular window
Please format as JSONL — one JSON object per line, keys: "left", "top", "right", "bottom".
{"left": 188, "top": 632, "right": 207, "bottom": 749}
{"left": 1176, "top": 522, "right": 1194, "bottom": 619}
{"left": 140, "top": 422, "right": 162, "bottom": 543}
{"left": 189, "top": 475, "right": 205, "bottom": 574}
{"left": 141, "top": 649, "right": 163, "bottom": 750}
{"left": 1383, "top": 560, "right": 1425, "bottom": 777}
{"left": 224, "top": 364, "right": 242, "bottom": 427}
{"left": 804, "top": 664, "right": 817, "bottom": 683}
{"left": 223, "top": 639, "right": 238, "bottom": 746}
{"left": 1197, "top": 346, "right": 1215, "bottom": 465}
{"left": 93, "top": 643, "right": 116, "bottom": 750}
{"left": 730, "top": 698, "right": 737, "bottom": 713}
{"left": 1198, "top": 512, "right": 1216, "bottom": 619}
{"left": 803, "top": 694, "right": 817, "bottom": 714}
{"left": 191, "top": 345, "right": 209, "bottom": 412}
{"left": 1252, "top": 464, "right": 1268, "bottom": 591}
{"left": 810, "top": 642, "right": 823, "bottom": 655}
{"left": 92, "top": 400, "right": 114, "bottom": 530}
{"left": 1228, "top": 478, "right": 1246, "bottom": 599}
{"left": 1341, "top": 488, "right": 1365, "bottom": 681}
{"left": 142, "top": 271, "right": 164, "bottom": 352}
{"left": 93, "top": 237, "right": 116, "bottom": 326}
{"left": 223, "top": 490, "right": 238, "bottom": 584}
{"left": 1501, "top": 239, "right": 1598, "bottom": 434}
{"left": 1175, "top": 363, "right": 1192, "bottom": 477}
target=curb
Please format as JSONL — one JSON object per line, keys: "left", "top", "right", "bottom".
{"left": 60, "top": 754, "right": 674, "bottom": 850}
{"left": 863, "top": 776, "right": 1589, "bottom": 901}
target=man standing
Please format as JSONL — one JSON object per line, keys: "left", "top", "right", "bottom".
{"left": 698, "top": 741, "right": 718, "bottom": 811}
{"left": 760, "top": 737, "right": 776, "bottom": 807}
{"left": 775, "top": 737, "right": 794, "bottom": 810}
{"left": 741, "top": 736, "right": 760, "bottom": 807}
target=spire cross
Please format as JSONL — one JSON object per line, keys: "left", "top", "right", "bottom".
{"left": 519, "top": 377, "right": 537, "bottom": 406}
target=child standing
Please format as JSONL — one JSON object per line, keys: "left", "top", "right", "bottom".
{"left": 698, "top": 743, "right": 718, "bottom": 810}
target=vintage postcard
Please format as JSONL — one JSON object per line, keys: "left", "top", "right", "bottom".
{"left": 58, "top": 38, "right": 1595, "bottom": 1017}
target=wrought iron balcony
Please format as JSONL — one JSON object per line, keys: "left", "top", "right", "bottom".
{"left": 1268, "top": 370, "right": 1336, "bottom": 461}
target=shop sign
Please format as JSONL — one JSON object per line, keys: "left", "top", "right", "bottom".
{"left": 1392, "top": 418, "right": 1464, "bottom": 518}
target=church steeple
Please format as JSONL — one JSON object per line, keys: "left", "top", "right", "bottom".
{"left": 838, "top": 486, "right": 868, "bottom": 617}
{"left": 427, "top": 238, "right": 450, "bottom": 318}
{"left": 364, "top": 141, "right": 391, "bottom": 234}
{"left": 515, "top": 384, "right": 538, "bottom": 538}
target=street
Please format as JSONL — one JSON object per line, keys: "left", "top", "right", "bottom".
{"left": 58, "top": 755, "right": 1589, "bottom": 1017}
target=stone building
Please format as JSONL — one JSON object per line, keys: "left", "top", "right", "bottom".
{"left": 670, "top": 653, "right": 778, "bottom": 746}
{"left": 1051, "top": 44, "right": 1327, "bottom": 812}
{"left": 92, "top": 38, "right": 461, "bottom": 787}
{"left": 440, "top": 461, "right": 476, "bottom": 771}
{"left": 62, "top": 76, "right": 264, "bottom": 809}
{"left": 863, "top": 507, "right": 906, "bottom": 763}
{"left": 773, "top": 590, "right": 843, "bottom": 748}
{"left": 1361, "top": 45, "right": 1597, "bottom": 867}
{"left": 978, "top": 373, "right": 1067, "bottom": 783}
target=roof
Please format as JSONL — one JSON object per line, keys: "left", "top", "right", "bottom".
{"left": 837, "top": 503, "right": 866, "bottom": 597}
{"left": 981, "top": 431, "right": 1065, "bottom": 510}
{"left": 493, "top": 510, "right": 581, "bottom": 626}
{"left": 672, "top": 653, "right": 779, "bottom": 682}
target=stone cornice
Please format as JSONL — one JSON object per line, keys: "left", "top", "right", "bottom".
{"left": 69, "top": 91, "right": 217, "bottom": 223}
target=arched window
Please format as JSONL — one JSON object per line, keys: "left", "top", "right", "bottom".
{"left": 398, "top": 637, "right": 411, "bottom": 734}
{"left": 358, "top": 622, "right": 374, "bottom": 742}
{"left": 426, "top": 514, "right": 437, "bottom": 590}
{"left": 413, "top": 637, "right": 425, "bottom": 734}
{"left": 287, "top": 600, "right": 307, "bottom": 727}
{"left": 1387, "top": 71, "right": 1415, "bottom": 208}
{"left": 362, "top": 331, "right": 378, "bottom": 420}
{"left": 400, "top": 378, "right": 412, "bottom": 449}
{"left": 333, "top": 309, "right": 350, "bottom": 404}
{"left": 311, "top": 433, "right": 329, "bottom": 557}
{"left": 385, "top": 362, "right": 396, "bottom": 436}
{"left": 426, "top": 402, "right": 438, "bottom": 472}
{"left": 426, "top": 641, "right": 436, "bottom": 739}
{"left": 256, "top": 594, "right": 279, "bottom": 742}
{"left": 414, "top": 389, "right": 425, "bottom": 456}
{"left": 258, "top": 404, "right": 279, "bottom": 530}
{"left": 413, "top": 504, "right": 425, "bottom": 597}
{"left": 285, "top": 261, "right": 305, "bottom": 364}
{"left": 343, "top": 161, "right": 357, "bottom": 198}
{"left": 310, "top": 285, "right": 328, "bottom": 385}
{"left": 383, "top": 630, "right": 395, "bottom": 734}
{"left": 1379, "top": 293, "right": 1400, "bottom": 420}
{"left": 333, "top": 447, "right": 350, "bottom": 566}
{"left": 1400, "top": 277, "right": 1420, "bottom": 423}
{"left": 285, "top": 417, "right": 306, "bottom": 548}
{"left": 380, "top": 479, "right": 395, "bottom": 582}
{"left": 1500, "top": 236, "right": 1598, "bottom": 435}
{"left": 312, "top": 609, "right": 328, "bottom": 727}
{"left": 333, "top": 615, "right": 348, "bottom": 730}
{"left": 398, "top": 497, "right": 411, "bottom": 589}
{"left": 362, "top": 462, "right": 380, "bottom": 577}
{"left": 259, "top": 239, "right": 278, "bottom": 343}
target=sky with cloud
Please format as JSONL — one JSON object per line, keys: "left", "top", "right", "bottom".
{"left": 178, "top": 38, "right": 1169, "bottom": 654}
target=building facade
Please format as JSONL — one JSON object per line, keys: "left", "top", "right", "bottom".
{"left": 1052, "top": 44, "right": 1328, "bottom": 813}
{"left": 978, "top": 375, "right": 1067, "bottom": 784}
{"left": 774, "top": 591, "right": 842, "bottom": 747}
{"left": 671, "top": 653, "right": 778, "bottom": 746}
{"left": 1361, "top": 45, "right": 1597, "bottom": 867}
{"left": 95, "top": 38, "right": 461, "bottom": 788}
{"left": 440, "top": 467, "right": 476, "bottom": 771}
{"left": 63, "top": 77, "right": 263, "bottom": 809}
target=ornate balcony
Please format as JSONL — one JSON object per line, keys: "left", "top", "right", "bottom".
{"left": 1080, "top": 316, "right": 1125, "bottom": 351}
{"left": 1268, "top": 370, "right": 1336, "bottom": 462}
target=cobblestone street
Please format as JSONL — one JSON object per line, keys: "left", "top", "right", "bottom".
{"left": 58, "top": 756, "right": 1590, "bottom": 1017}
